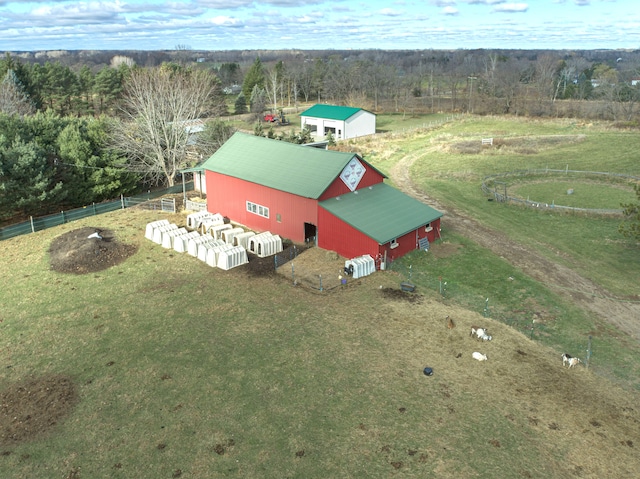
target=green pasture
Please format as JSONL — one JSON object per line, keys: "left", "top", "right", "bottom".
{"left": 356, "top": 116, "right": 640, "bottom": 298}
{"left": 1, "top": 115, "right": 640, "bottom": 479}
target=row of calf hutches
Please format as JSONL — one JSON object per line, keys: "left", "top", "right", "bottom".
{"left": 145, "top": 214, "right": 284, "bottom": 270}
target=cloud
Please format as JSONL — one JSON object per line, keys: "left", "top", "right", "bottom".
{"left": 493, "top": 3, "right": 529, "bottom": 12}
{"left": 198, "top": 0, "right": 328, "bottom": 6}
{"left": 379, "top": 8, "right": 404, "bottom": 16}
{"left": 465, "top": 0, "right": 507, "bottom": 4}
{"left": 442, "top": 6, "right": 460, "bottom": 15}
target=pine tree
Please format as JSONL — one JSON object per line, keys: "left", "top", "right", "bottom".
{"left": 242, "top": 57, "right": 265, "bottom": 100}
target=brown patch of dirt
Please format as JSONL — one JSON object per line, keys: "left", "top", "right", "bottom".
{"left": 0, "top": 375, "right": 78, "bottom": 447}
{"left": 389, "top": 151, "right": 640, "bottom": 341}
{"left": 49, "top": 227, "right": 138, "bottom": 274}
{"left": 429, "top": 242, "right": 462, "bottom": 259}
{"left": 380, "top": 287, "right": 423, "bottom": 303}
{"left": 273, "top": 245, "right": 351, "bottom": 290}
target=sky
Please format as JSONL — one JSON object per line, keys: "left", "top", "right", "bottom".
{"left": 0, "top": 0, "right": 638, "bottom": 52}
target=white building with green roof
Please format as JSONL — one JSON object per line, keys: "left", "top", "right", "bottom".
{"left": 300, "top": 104, "right": 376, "bottom": 140}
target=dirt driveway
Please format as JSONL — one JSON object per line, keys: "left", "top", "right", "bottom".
{"left": 390, "top": 153, "right": 640, "bottom": 342}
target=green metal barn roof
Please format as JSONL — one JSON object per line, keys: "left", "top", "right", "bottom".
{"left": 319, "top": 183, "right": 443, "bottom": 244}
{"left": 300, "top": 104, "right": 370, "bottom": 121}
{"left": 200, "top": 132, "right": 380, "bottom": 199}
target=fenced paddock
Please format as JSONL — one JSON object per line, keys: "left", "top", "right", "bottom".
{"left": 482, "top": 169, "right": 639, "bottom": 214}
{"left": 0, "top": 182, "right": 192, "bottom": 241}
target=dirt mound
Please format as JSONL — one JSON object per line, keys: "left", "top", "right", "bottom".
{"left": 49, "top": 227, "right": 138, "bottom": 274}
{"left": 0, "top": 375, "right": 78, "bottom": 447}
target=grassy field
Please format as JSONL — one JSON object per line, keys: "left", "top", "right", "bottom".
{"left": 1, "top": 209, "right": 639, "bottom": 478}
{"left": 354, "top": 116, "right": 640, "bottom": 297}
{"left": 1, "top": 115, "right": 640, "bottom": 478}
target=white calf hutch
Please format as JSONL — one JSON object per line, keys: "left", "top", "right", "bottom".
{"left": 248, "top": 232, "right": 283, "bottom": 257}
{"left": 145, "top": 219, "right": 286, "bottom": 273}
{"left": 345, "top": 254, "right": 376, "bottom": 279}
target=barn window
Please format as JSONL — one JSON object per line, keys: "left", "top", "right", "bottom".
{"left": 276, "top": 213, "right": 281, "bottom": 223}
{"left": 390, "top": 238, "right": 399, "bottom": 249}
{"left": 246, "top": 201, "right": 269, "bottom": 218}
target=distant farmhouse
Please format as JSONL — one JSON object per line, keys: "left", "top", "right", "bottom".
{"left": 198, "top": 132, "right": 442, "bottom": 264}
{"left": 300, "top": 104, "right": 376, "bottom": 141}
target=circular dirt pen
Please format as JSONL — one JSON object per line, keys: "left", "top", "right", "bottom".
{"left": 49, "top": 226, "right": 138, "bottom": 274}
{"left": 0, "top": 375, "right": 78, "bottom": 447}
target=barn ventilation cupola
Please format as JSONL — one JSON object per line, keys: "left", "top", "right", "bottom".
{"left": 340, "top": 157, "right": 366, "bottom": 191}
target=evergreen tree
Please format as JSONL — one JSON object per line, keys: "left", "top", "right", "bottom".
{"left": 93, "top": 66, "right": 124, "bottom": 115}
{"left": 249, "top": 84, "right": 266, "bottom": 115}
{"left": 234, "top": 92, "right": 247, "bottom": 114}
{"left": 242, "top": 57, "right": 265, "bottom": 100}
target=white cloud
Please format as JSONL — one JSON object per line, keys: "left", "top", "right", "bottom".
{"left": 379, "top": 8, "right": 404, "bottom": 16}
{"left": 442, "top": 6, "right": 459, "bottom": 15}
{"left": 465, "top": 0, "right": 507, "bottom": 4}
{"left": 493, "top": 3, "right": 529, "bottom": 12}
{"left": 209, "top": 16, "right": 239, "bottom": 26}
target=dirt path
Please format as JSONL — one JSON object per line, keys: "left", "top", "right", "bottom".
{"left": 390, "top": 152, "right": 640, "bottom": 342}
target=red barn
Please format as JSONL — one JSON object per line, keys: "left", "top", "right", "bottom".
{"left": 200, "top": 132, "right": 442, "bottom": 264}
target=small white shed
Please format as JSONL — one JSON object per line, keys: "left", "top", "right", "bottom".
{"left": 300, "top": 104, "right": 376, "bottom": 140}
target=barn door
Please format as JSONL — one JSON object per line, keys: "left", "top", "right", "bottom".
{"left": 304, "top": 223, "right": 317, "bottom": 245}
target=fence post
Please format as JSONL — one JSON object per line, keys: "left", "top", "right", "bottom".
{"left": 93, "top": 202, "right": 97, "bottom": 215}
{"left": 291, "top": 263, "right": 295, "bottom": 285}
{"left": 30, "top": 216, "right": 35, "bottom": 233}
{"left": 586, "top": 335, "right": 592, "bottom": 369}
{"left": 121, "top": 194, "right": 125, "bottom": 209}
{"left": 61, "top": 211, "right": 65, "bottom": 224}
{"left": 319, "top": 274, "right": 323, "bottom": 292}
{"left": 530, "top": 319, "right": 535, "bottom": 339}
{"left": 483, "top": 297, "right": 489, "bottom": 317}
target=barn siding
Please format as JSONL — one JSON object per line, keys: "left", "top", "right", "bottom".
{"left": 319, "top": 167, "right": 385, "bottom": 200}
{"left": 205, "top": 171, "right": 318, "bottom": 242}
{"left": 318, "top": 207, "right": 381, "bottom": 260}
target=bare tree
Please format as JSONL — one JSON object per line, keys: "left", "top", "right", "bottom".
{"left": 110, "top": 66, "right": 224, "bottom": 187}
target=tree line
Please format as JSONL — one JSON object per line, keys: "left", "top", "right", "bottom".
{"left": 1, "top": 49, "right": 639, "bottom": 227}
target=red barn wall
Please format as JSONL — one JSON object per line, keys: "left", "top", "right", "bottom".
{"left": 205, "top": 171, "right": 318, "bottom": 242}
{"left": 319, "top": 166, "right": 385, "bottom": 201}
{"left": 317, "top": 207, "right": 380, "bottom": 259}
